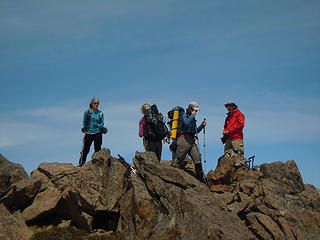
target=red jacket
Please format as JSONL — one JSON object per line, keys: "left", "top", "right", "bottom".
{"left": 224, "top": 109, "right": 245, "bottom": 140}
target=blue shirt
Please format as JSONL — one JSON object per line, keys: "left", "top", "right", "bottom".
{"left": 82, "top": 109, "right": 104, "bottom": 134}
{"left": 181, "top": 112, "right": 204, "bottom": 138}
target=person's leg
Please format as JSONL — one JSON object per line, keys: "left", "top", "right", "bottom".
{"left": 190, "top": 143, "right": 205, "bottom": 183}
{"left": 94, "top": 133, "right": 102, "bottom": 152}
{"left": 171, "top": 150, "right": 177, "bottom": 164}
{"left": 172, "top": 137, "right": 190, "bottom": 168}
{"left": 155, "top": 141, "right": 162, "bottom": 162}
{"left": 144, "top": 139, "right": 161, "bottom": 161}
{"left": 189, "top": 143, "right": 201, "bottom": 165}
{"left": 231, "top": 139, "right": 244, "bottom": 157}
{"left": 79, "top": 134, "right": 94, "bottom": 166}
{"left": 143, "top": 138, "right": 151, "bottom": 151}
{"left": 230, "top": 139, "right": 245, "bottom": 165}
{"left": 224, "top": 138, "right": 235, "bottom": 158}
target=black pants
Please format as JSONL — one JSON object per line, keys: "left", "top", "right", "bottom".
{"left": 79, "top": 133, "right": 102, "bottom": 166}
{"left": 143, "top": 138, "right": 162, "bottom": 161}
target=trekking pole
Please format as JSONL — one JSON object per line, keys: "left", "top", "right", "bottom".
{"left": 203, "top": 118, "right": 206, "bottom": 173}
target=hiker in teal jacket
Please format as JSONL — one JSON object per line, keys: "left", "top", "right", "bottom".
{"left": 79, "top": 98, "right": 105, "bottom": 166}
{"left": 82, "top": 108, "right": 104, "bottom": 134}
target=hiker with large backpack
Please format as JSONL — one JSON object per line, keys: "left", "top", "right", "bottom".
{"left": 79, "top": 98, "right": 108, "bottom": 166}
{"left": 171, "top": 101, "right": 206, "bottom": 183}
{"left": 139, "top": 103, "right": 169, "bottom": 161}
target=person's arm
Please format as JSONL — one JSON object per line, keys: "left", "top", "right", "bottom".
{"left": 83, "top": 110, "right": 88, "bottom": 128}
{"left": 81, "top": 110, "right": 89, "bottom": 133}
{"left": 139, "top": 118, "right": 145, "bottom": 137}
{"left": 97, "top": 111, "right": 104, "bottom": 128}
{"left": 224, "top": 117, "right": 228, "bottom": 131}
{"left": 197, "top": 123, "right": 204, "bottom": 133}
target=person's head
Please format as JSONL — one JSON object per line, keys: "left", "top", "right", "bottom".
{"left": 224, "top": 102, "right": 237, "bottom": 112}
{"left": 187, "top": 101, "right": 200, "bottom": 113}
{"left": 89, "top": 98, "right": 100, "bottom": 109}
{"left": 141, "top": 103, "right": 150, "bottom": 115}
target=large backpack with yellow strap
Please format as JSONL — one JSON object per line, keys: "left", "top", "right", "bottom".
{"left": 167, "top": 106, "right": 185, "bottom": 151}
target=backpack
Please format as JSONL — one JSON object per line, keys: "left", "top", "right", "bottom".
{"left": 144, "top": 104, "right": 168, "bottom": 141}
{"left": 167, "top": 106, "right": 185, "bottom": 151}
{"left": 167, "top": 106, "right": 185, "bottom": 139}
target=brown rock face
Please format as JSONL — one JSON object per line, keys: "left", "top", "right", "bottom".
{"left": 207, "top": 157, "right": 320, "bottom": 240}
{"left": 0, "top": 204, "right": 33, "bottom": 240}
{"left": 0, "top": 149, "right": 319, "bottom": 240}
{"left": 0, "top": 154, "right": 28, "bottom": 198}
{"left": 122, "top": 151, "right": 254, "bottom": 239}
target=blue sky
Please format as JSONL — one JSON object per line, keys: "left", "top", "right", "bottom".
{"left": 1, "top": 0, "right": 319, "bottom": 188}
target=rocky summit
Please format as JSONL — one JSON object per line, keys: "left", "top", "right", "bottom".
{"left": 0, "top": 150, "right": 319, "bottom": 240}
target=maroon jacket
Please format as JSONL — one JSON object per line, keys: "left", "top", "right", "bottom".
{"left": 224, "top": 109, "right": 245, "bottom": 140}
{"left": 139, "top": 117, "right": 146, "bottom": 137}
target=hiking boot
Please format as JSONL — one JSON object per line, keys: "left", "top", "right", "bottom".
{"left": 171, "top": 162, "right": 183, "bottom": 169}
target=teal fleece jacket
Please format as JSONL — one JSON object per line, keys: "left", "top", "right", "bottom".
{"left": 83, "top": 109, "right": 104, "bottom": 134}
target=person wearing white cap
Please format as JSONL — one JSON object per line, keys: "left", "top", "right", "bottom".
{"left": 79, "top": 97, "right": 106, "bottom": 166}
{"left": 171, "top": 101, "right": 206, "bottom": 183}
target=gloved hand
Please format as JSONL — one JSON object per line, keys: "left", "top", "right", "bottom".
{"left": 101, "top": 127, "right": 108, "bottom": 134}
{"left": 81, "top": 127, "right": 86, "bottom": 133}
{"left": 93, "top": 124, "right": 98, "bottom": 128}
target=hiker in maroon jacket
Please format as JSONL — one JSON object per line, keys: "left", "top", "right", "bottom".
{"left": 222, "top": 102, "right": 245, "bottom": 158}
{"left": 139, "top": 103, "right": 162, "bottom": 161}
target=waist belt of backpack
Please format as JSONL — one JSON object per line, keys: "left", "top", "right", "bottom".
{"left": 180, "top": 134, "right": 194, "bottom": 140}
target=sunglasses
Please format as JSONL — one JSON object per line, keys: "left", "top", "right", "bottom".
{"left": 93, "top": 102, "right": 99, "bottom": 105}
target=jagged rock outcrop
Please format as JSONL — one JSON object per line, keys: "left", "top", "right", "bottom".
{"left": 120, "top": 151, "right": 255, "bottom": 239}
{"left": 0, "top": 154, "right": 28, "bottom": 198}
{"left": 0, "top": 203, "right": 33, "bottom": 240}
{"left": 206, "top": 156, "right": 320, "bottom": 240}
{"left": 0, "top": 149, "right": 319, "bottom": 240}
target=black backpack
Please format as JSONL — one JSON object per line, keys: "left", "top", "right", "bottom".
{"left": 144, "top": 104, "right": 168, "bottom": 141}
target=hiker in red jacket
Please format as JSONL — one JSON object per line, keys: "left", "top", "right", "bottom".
{"left": 222, "top": 102, "right": 245, "bottom": 158}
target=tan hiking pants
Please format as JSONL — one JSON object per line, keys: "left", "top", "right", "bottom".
{"left": 172, "top": 136, "right": 201, "bottom": 168}
{"left": 224, "top": 139, "right": 244, "bottom": 158}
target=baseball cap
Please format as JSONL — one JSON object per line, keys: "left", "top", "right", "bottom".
{"left": 188, "top": 101, "right": 200, "bottom": 111}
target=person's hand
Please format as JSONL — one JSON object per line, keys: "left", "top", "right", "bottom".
{"left": 202, "top": 119, "right": 207, "bottom": 126}
{"left": 93, "top": 124, "right": 98, "bottom": 128}
{"left": 165, "top": 138, "right": 171, "bottom": 144}
{"left": 81, "top": 127, "right": 86, "bottom": 133}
